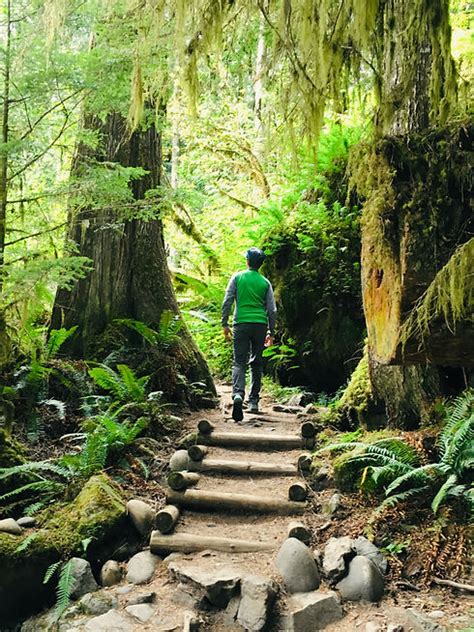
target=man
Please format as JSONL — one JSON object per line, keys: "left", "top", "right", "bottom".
{"left": 221, "top": 247, "right": 277, "bottom": 420}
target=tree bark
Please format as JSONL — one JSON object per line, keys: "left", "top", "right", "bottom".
{"left": 51, "top": 110, "right": 214, "bottom": 395}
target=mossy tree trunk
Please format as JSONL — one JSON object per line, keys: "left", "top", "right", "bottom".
{"left": 51, "top": 110, "right": 215, "bottom": 397}
{"left": 353, "top": 0, "right": 472, "bottom": 426}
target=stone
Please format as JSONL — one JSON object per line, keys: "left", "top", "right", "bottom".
{"left": 365, "top": 623, "right": 383, "bottom": 632}
{"left": 84, "top": 609, "right": 133, "bottom": 631}
{"left": 17, "top": 517, "right": 36, "bottom": 528}
{"left": 168, "top": 561, "right": 241, "bottom": 608}
{"left": 322, "top": 536, "right": 354, "bottom": 583}
{"left": 352, "top": 536, "right": 388, "bottom": 574}
{"left": 170, "top": 450, "right": 191, "bottom": 471}
{"left": 0, "top": 518, "right": 22, "bottom": 535}
{"left": 127, "top": 591, "right": 156, "bottom": 605}
{"left": 322, "top": 493, "right": 342, "bottom": 516}
{"left": 388, "top": 607, "right": 446, "bottom": 632}
{"left": 69, "top": 558, "right": 98, "bottom": 600}
{"left": 236, "top": 575, "right": 277, "bottom": 631}
{"left": 281, "top": 591, "right": 344, "bottom": 631}
{"left": 287, "top": 392, "right": 315, "bottom": 407}
{"left": 223, "top": 595, "right": 241, "bottom": 626}
{"left": 387, "top": 626, "right": 404, "bottom": 632}
{"left": 78, "top": 592, "right": 118, "bottom": 615}
{"left": 126, "top": 499, "right": 155, "bottom": 536}
{"left": 100, "top": 560, "right": 122, "bottom": 587}
{"left": 116, "top": 585, "right": 134, "bottom": 594}
{"left": 125, "top": 603, "right": 156, "bottom": 622}
{"left": 126, "top": 550, "right": 160, "bottom": 584}
{"left": 427, "top": 611, "right": 445, "bottom": 620}
{"left": 336, "top": 555, "right": 384, "bottom": 602}
{"left": 275, "top": 538, "right": 320, "bottom": 594}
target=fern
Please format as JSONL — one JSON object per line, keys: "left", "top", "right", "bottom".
{"left": 45, "top": 327, "right": 78, "bottom": 361}
{"left": 89, "top": 363, "right": 148, "bottom": 404}
{"left": 54, "top": 559, "right": 75, "bottom": 619}
{"left": 43, "top": 561, "right": 61, "bottom": 584}
{"left": 41, "top": 398, "right": 66, "bottom": 420}
{"left": 114, "top": 318, "right": 159, "bottom": 345}
{"left": 14, "top": 532, "right": 38, "bottom": 554}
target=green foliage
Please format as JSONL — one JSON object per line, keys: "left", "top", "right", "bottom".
{"left": 88, "top": 364, "right": 149, "bottom": 405}
{"left": 115, "top": 311, "right": 184, "bottom": 348}
{"left": 262, "top": 339, "right": 299, "bottom": 371}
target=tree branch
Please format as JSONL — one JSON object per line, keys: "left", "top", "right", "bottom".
{"left": 4, "top": 222, "right": 67, "bottom": 247}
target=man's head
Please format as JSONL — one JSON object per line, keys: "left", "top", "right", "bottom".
{"left": 246, "top": 247, "right": 266, "bottom": 270}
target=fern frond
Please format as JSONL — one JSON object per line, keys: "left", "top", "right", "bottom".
{"left": 15, "top": 532, "right": 38, "bottom": 554}
{"left": 384, "top": 463, "right": 447, "bottom": 497}
{"left": 442, "top": 416, "right": 474, "bottom": 469}
{"left": 0, "top": 480, "right": 65, "bottom": 503}
{"left": 44, "top": 561, "right": 61, "bottom": 584}
{"left": 46, "top": 326, "right": 78, "bottom": 361}
{"left": 114, "top": 318, "right": 159, "bottom": 345}
{"left": 54, "top": 560, "right": 75, "bottom": 619}
{"left": 0, "top": 460, "right": 70, "bottom": 482}
{"left": 431, "top": 473, "right": 458, "bottom": 514}
{"left": 117, "top": 364, "right": 148, "bottom": 400}
{"left": 89, "top": 365, "right": 125, "bottom": 399}
{"left": 41, "top": 399, "right": 66, "bottom": 420}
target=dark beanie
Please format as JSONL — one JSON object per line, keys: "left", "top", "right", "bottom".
{"left": 246, "top": 247, "right": 266, "bottom": 269}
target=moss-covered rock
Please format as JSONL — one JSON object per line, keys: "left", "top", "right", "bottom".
{"left": 0, "top": 474, "right": 127, "bottom": 625}
{"left": 0, "top": 429, "right": 25, "bottom": 469}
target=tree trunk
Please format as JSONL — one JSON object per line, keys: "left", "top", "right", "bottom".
{"left": 51, "top": 110, "right": 214, "bottom": 397}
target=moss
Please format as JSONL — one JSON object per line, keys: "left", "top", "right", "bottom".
{"left": 333, "top": 450, "right": 361, "bottom": 492}
{"left": 0, "top": 429, "right": 25, "bottom": 469}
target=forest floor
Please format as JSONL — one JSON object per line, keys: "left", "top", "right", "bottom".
{"left": 96, "top": 383, "right": 472, "bottom": 632}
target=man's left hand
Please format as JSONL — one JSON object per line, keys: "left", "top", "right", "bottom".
{"left": 223, "top": 326, "right": 232, "bottom": 341}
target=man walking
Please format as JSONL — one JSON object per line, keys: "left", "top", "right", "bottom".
{"left": 222, "top": 248, "right": 277, "bottom": 420}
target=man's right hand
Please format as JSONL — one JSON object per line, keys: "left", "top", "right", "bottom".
{"left": 223, "top": 326, "right": 232, "bottom": 342}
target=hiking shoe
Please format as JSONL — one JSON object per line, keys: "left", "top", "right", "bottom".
{"left": 232, "top": 394, "right": 244, "bottom": 421}
{"left": 248, "top": 402, "right": 259, "bottom": 414}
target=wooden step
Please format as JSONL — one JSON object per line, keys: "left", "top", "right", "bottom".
{"left": 150, "top": 532, "right": 275, "bottom": 554}
{"left": 197, "top": 431, "right": 312, "bottom": 450}
{"left": 189, "top": 457, "right": 298, "bottom": 476}
{"left": 167, "top": 488, "right": 306, "bottom": 515}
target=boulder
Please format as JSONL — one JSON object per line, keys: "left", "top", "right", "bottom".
{"left": 0, "top": 518, "right": 22, "bottom": 535}
{"left": 168, "top": 561, "right": 241, "bottom": 609}
{"left": 336, "top": 555, "right": 384, "bottom": 602}
{"left": 100, "top": 560, "right": 122, "bottom": 587}
{"left": 78, "top": 591, "right": 118, "bottom": 615}
{"left": 84, "top": 609, "right": 133, "bottom": 631}
{"left": 281, "top": 591, "right": 343, "bottom": 631}
{"left": 236, "top": 575, "right": 277, "bottom": 631}
{"left": 287, "top": 392, "right": 315, "bottom": 407}
{"left": 125, "top": 603, "right": 156, "bottom": 622}
{"left": 322, "top": 493, "right": 342, "bottom": 516}
{"left": 127, "top": 591, "right": 156, "bottom": 605}
{"left": 170, "top": 450, "right": 191, "bottom": 471}
{"left": 275, "top": 538, "right": 320, "bottom": 594}
{"left": 126, "top": 499, "right": 155, "bottom": 536}
{"left": 352, "top": 536, "right": 388, "bottom": 574}
{"left": 126, "top": 551, "right": 160, "bottom": 584}
{"left": 17, "top": 517, "right": 36, "bottom": 528}
{"left": 322, "top": 536, "right": 354, "bottom": 583}
{"left": 69, "top": 558, "right": 99, "bottom": 600}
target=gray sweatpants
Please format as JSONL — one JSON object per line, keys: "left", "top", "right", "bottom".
{"left": 232, "top": 323, "right": 267, "bottom": 403}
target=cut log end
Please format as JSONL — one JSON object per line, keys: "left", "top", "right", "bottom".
{"left": 297, "top": 453, "right": 312, "bottom": 472}
{"left": 188, "top": 444, "right": 208, "bottom": 461}
{"left": 167, "top": 471, "right": 200, "bottom": 491}
{"left": 288, "top": 520, "right": 311, "bottom": 544}
{"left": 155, "top": 505, "right": 180, "bottom": 534}
{"left": 300, "top": 421, "right": 317, "bottom": 438}
{"left": 288, "top": 482, "right": 308, "bottom": 502}
{"left": 197, "top": 419, "right": 215, "bottom": 435}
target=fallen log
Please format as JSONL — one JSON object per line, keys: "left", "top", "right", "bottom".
{"left": 300, "top": 421, "right": 316, "bottom": 438}
{"left": 187, "top": 444, "right": 208, "bottom": 461}
{"left": 198, "top": 431, "right": 303, "bottom": 450}
{"left": 288, "top": 482, "right": 308, "bottom": 501}
{"left": 197, "top": 419, "right": 214, "bottom": 435}
{"left": 167, "top": 489, "right": 306, "bottom": 515}
{"left": 288, "top": 521, "right": 311, "bottom": 544}
{"left": 189, "top": 458, "right": 297, "bottom": 476}
{"left": 150, "top": 531, "right": 275, "bottom": 554}
{"left": 167, "top": 471, "right": 200, "bottom": 491}
{"left": 155, "top": 505, "right": 180, "bottom": 534}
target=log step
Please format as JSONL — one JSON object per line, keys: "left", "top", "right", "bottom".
{"left": 197, "top": 431, "right": 310, "bottom": 450}
{"left": 189, "top": 457, "right": 297, "bottom": 476}
{"left": 150, "top": 531, "right": 275, "bottom": 554}
{"left": 167, "top": 488, "right": 306, "bottom": 515}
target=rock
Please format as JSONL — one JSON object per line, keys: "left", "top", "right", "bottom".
{"left": 281, "top": 591, "right": 343, "bottom": 631}
{"left": 17, "top": 517, "right": 36, "bottom": 528}
{"left": 100, "top": 560, "right": 122, "bottom": 587}
{"left": 352, "top": 536, "right": 388, "bottom": 574}
{"left": 170, "top": 450, "right": 191, "bottom": 471}
{"left": 168, "top": 561, "right": 241, "bottom": 608}
{"left": 365, "top": 623, "right": 383, "bottom": 632}
{"left": 125, "top": 603, "right": 156, "bottom": 622}
{"left": 84, "top": 609, "right": 133, "bottom": 631}
{"left": 275, "top": 538, "right": 320, "bottom": 594}
{"left": 69, "top": 558, "right": 98, "bottom": 600}
{"left": 223, "top": 595, "right": 241, "bottom": 626}
{"left": 287, "top": 392, "right": 315, "bottom": 407}
{"left": 322, "top": 493, "right": 342, "bottom": 516}
{"left": 322, "top": 536, "right": 354, "bottom": 583}
{"left": 0, "top": 518, "right": 22, "bottom": 535}
{"left": 236, "top": 575, "right": 277, "bottom": 631}
{"left": 116, "top": 585, "right": 134, "bottom": 594}
{"left": 387, "top": 626, "right": 404, "bottom": 632}
{"left": 126, "top": 550, "right": 160, "bottom": 584}
{"left": 388, "top": 607, "right": 446, "bottom": 632}
{"left": 428, "top": 611, "right": 445, "bottom": 620}
{"left": 304, "top": 403, "right": 319, "bottom": 415}
{"left": 127, "top": 591, "right": 156, "bottom": 605}
{"left": 126, "top": 499, "right": 155, "bottom": 536}
{"left": 78, "top": 592, "right": 118, "bottom": 615}
{"left": 336, "top": 555, "right": 384, "bottom": 602}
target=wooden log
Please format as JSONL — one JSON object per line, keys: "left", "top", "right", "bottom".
{"left": 288, "top": 520, "right": 311, "bottom": 544}
{"left": 288, "top": 482, "right": 308, "bottom": 502}
{"left": 167, "top": 471, "right": 200, "bottom": 491}
{"left": 189, "top": 458, "right": 297, "bottom": 476}
{"left": 198, "top": 431, "right": 303, "bottom": 450}
{"left": 155, "top": 505, "right": 180, "bottom": 534}
{"left": 188, "top": 444, "right": 208, "bottom": 461}
{"left": 197, "top": 419, "right": 214, "bottom": 435}
{"left": 303, "top": 437, "right": 315, "bottom": 450}
{"left": 150, "top": 531, "right": 275, "bottom": 554}
{"left": 297, "top": 453, "right": 312, "bottom": 472}
{"left": 167, "top": 489, "right": 306, "bottom": 515}
{"left": 300, "top": 421, "right": 316, "bottom": 438}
